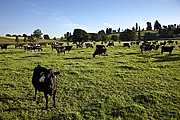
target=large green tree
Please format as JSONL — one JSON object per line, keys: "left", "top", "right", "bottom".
{"left": 111, "top": 35, "right": 119, "bottom": 41}
{"left": 98, "top": 30, "right": 108, "bottom": 41}
{"left": 72, "top": 29, "right": 89, "bottom": 42}
{"left": 119, "top": 29, "right": 137, "bottom": 41}
{"left": 33, "top": 29, "right": 43, "bottom": 39}
{"left": 146, "top": 22, "right": 152, "bottom": 30}
{"left": 89, "top": 33, "right": 102, "bottom": 42}
{"left": 154, "top": 20, "right": 162, "bottom": 30}
{"left": 144, "top": 32, "right": 157, "bottom": 40}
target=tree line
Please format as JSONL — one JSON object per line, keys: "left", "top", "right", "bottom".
{"left": 5, "top": 20, "right": 180, "bottom": 43}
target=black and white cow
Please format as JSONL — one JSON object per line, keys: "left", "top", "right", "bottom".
{"left": 32, "top": 65, "right": 60, "bottom": 109}
{"left": 140, "top": 44, "right": 154, "bottom": 53}
{"left": 55, "top": 46, "right": 66, "bottom": 55}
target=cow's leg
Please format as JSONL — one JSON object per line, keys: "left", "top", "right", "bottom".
{"left": 34, "top": 89, "right": 37, "bottom": 101}
{"left": 53, "top": 91, "right": 56, "bottom": 108}
{"left": 44, "top": 93, "right": 48, "bottom": 109}
{"left": 169, "top": 51, "right": 172, "bottom": 55}
{"left": 161, "top": 50, "right": 163, "bottom": 54}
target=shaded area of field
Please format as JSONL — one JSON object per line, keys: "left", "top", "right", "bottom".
{"left": 0, "top": 42, "right": 180, "bottom": 120}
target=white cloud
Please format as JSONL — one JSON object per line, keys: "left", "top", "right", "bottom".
{"left": 103, "top": 23, "right": 112, "bottom": 28}
{"left": 54, "top": 18, "right": 87, "bottom": 30}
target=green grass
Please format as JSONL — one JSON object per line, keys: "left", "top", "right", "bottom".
{"left": 0, "top": 42, "right": 180, "bottom": 120}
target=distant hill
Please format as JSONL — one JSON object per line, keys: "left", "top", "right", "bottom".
{"left": 0, "top": 36, "right": 59, "bottom": 44}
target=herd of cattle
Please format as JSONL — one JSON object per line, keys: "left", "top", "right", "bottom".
{"left": 0, "top": 41, "right": 179, "bottom": 109}
{"left": 0, "top": 40, "right": 180, "bottom": 57}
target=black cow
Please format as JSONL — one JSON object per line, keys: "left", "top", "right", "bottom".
{"left": 96, "top": 45, "right": 105, "bottom": 49}
{"left": 64, "top": 46, "right": 73, "bottom": 52}
{"left": 161, "top": 46, "right": 175, "bottom": 54}
{"left": 93, "top": 45, "right": 107, "bottom": 57}
{"left": 175, "top": 41, "right": 178, "bottom": 44}
{"left": 0, "top": 44, "right": 8, "bottom": 50}
{"left": 123, "top": 43, "right": 130, "bottom": 48}
{"left": 32, "top": 65, "right": 60, "bottom": 109}
{"left": 167, "top": 40, "right": 174, "bottom": 44}
{"left": 160, "top": 41, "right": 166, "bottom": 46}
{"left": 136, "top": 41, "right": 140, "bottom": 45}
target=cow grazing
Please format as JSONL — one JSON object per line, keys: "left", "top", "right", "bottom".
{"left": 161, "top": 46, "right": 175, "bottom": 54}
{"left": 123, "top": 43, "right": 130, "bottom": 48}
{"left": 93, "top": 45, "right": 107, "bottom": 57}
{"left": 32, "top": 65, "right": 60, "bottom": 109}
{"left": 0, "top": 44, "right": 8, "bottom": 50}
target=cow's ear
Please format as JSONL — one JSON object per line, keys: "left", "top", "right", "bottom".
{"left": 54, "top": 72, "right": 60, "bottom": 75}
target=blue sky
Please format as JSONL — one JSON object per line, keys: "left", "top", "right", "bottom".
{"left": 0, "top": 0, "right": 180, "bottom": 38}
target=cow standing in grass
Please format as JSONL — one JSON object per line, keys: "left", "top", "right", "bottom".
{"left": 93, "top": 45, "right": 107, "bottom": 57}
{"left": 123, "top": 43, "right": 130, "bottom": 48}
{"left": 32, "top": 65, "right": 60, "bottom": 109}
{"left": 0, "top": 44, "right": 8, "bottom": 50}
{"left": 161, "top": 46, "right": 175, "bottom": 54}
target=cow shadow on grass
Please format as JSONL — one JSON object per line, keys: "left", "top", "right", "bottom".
{"left": 126, "top": 52, "right": 141, "bottom": 55}
{"left": 20, "top": 55, "right": 41, "bottom": 59}
{"left": 64, "top": 56, "right": 91, "bottom": 60}
{"left": 152, "top": 54, "right": 180, "bottom": 62}
{"left": 0, "top": 51, "right": 23, "bottom": 55}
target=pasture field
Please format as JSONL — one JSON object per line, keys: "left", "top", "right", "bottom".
{"left": 0, "top": 36, "right": 58, "bottom": 45}
{"left": 0, "top": 42, "right": 180, "bottom": 120}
